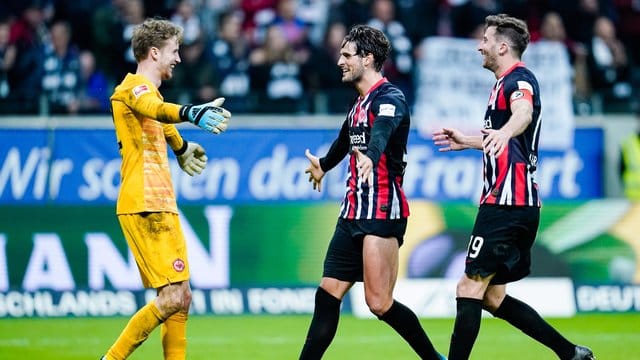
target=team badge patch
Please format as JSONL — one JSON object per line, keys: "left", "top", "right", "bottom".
{"left": 173, "top": 258, "right": 185, "bottom": 272}
{"left": 132, "top": 84, "right": 150, "bottom": 98}
{"left": 378, "top": 103, "right": 396, "bottom": 117}
{"left": 511, "top": 90, "right": 524, "bottom": 100}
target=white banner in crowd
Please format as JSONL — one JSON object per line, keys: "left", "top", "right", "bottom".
{"left": 413, "top": 37, "right": 575, "bottom": 150}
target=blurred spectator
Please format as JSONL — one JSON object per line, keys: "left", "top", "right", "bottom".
{"left": 502, "top": 0, "right": 552, "bottom": 34}
{"left": 121, "top": 0, "right": 146, "bottom": 73}
{"left": 367, "top": 0, "right": 415, "bottom": 106}
{"left": 249, "top": 24, "right": 310, "bottom": 113}
{"left": 329, "top": 0, "right": 372, "bottom": 29}
{"left": 449, "top": 0, "right": 499, "bottom": 38}
{"left": 54, "top": 0, "right": 107, "bottom": 51}
{"left": 267, "top": 0, "right": 313, "bottom": 70}
{"left": 199, "top": 0, "right": 238, "bottom": 35}
{"left": 532, "top": 11, "right": 591, "bottom": 110}
{"left": 271, "top": 0, "right": 310, "bottom": 49}
{"left": 614, "top": 0, "right": 640, "bottom": 67}
{"left": 41, "top": 20, "right": 82, "bottom": 114}
{"left": 395, "top": 0, "right": 442, "bottom": 46}
{"left": 165, "top": 35, "right": 218, "bottom": 104}
{"left": 240, "top": 0, "right": 277, "bottom": 45}
{"left": 587, "top": 15, "right": 633, "bottom": 112}
{"left": 0, "top": 16, "right": 17, "bottom": 110}
{"left": 307, "top": 21, "right": 352, "bottom": 113}
{"left": 77, "top": 50, "right": 111, "bottom": 113}
{"left": 554, "top": 0, "right": 616, "bottom": 46}
{"left": 295, "top": 0, "right": 330, "bottom": 46}
{"left": 209, "top": 9, "right": 253, "bottom": 112}
{"left": 7, "top": 1, "right": 47, "bottom": 114}
{"left": 92, "top": 0, "right": 128, "bottom": 85}
{"left": 170, "top": 0, "right": 203, "bottom": 46}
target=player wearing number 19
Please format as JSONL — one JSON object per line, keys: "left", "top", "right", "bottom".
{"left": 432, "top": 14, "right": 594, "bottom": 360}
{"left": 101, "top": 18, "right": 231, "bottom": 360}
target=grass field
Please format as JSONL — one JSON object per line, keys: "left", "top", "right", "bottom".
{"left": 0, "top": 313, "right": 638, "bottom": 359}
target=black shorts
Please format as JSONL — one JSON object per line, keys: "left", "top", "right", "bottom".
{"left": 322, "top": 218, "right": 407, "bottom": 282}
{"left": 465, "top": 204, "right": 540, "bottom": 285}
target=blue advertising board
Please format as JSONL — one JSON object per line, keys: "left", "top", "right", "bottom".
{"left": 0, "top": 127, "right": 602, "bottom": 204}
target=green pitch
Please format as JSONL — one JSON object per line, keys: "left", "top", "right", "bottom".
{"left": 0, "top": 313, "right": 637, "bottom": 359}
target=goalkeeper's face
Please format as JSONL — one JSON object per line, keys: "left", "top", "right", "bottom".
{"left": 338, "top": 41, "right": 365, "bottom": 84}
{"left": 158, "top": 36, "right": 182, "bottom": 81}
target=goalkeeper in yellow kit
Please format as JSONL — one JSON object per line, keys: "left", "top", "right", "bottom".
{"left": 100, "top": 18, "right": 231, "bottom": 360}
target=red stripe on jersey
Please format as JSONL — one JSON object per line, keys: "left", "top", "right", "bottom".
{"left": 514, "top": 162, "right": 526, "bottom": 205}
{"left": 375, "top": 154, "right": 389, "bottom": 218}
{"left": 494, "top": 150, "right": 510, "bottom": 201}
{"left": 483, "top": 146, "right": 510, "bottom": 204}
{"left": 497, "top": 86, "right": 507, "bottom": 110}
{"left": 346, "top": 155, "right": 357, "bottom": 218}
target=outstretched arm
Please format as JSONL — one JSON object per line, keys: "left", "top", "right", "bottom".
{"left": 115, "top": 87, "right": 231, "bottom": 134}
{"left": 432, "top": 127, "right": 482, "bottom": 151}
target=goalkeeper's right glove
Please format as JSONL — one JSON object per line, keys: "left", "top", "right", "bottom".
{"left": 179, "top": 97, "right": 231, "bottom": 134}
{"left": 174, "top": 140, "right": 207, "bottom": 176}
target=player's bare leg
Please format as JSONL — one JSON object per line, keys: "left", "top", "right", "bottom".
{"left": 363, "top": 234, "right": 444, "bottom": 360}
{"left": 103, "top": 281, "right": 191, "bottom": 360}
{"left": 158, "top": 281, "right": 191, "bottom": 360}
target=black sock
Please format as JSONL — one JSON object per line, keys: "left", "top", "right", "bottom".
{"left": 378, "top": 300, "right": 441, "bottom": 360}
{"left": 448, "top": 297, "right": 483, "bottom": 360}
{"left": 299, "top": 287, "right": 342, "bottom": 360}
{"left": 493, "top": 295, "right": 575, "bottom": 359}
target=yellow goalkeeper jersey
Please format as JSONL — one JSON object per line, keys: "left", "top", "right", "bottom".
{"left": 110, "top": 73, "right": 185, "bottom": 215}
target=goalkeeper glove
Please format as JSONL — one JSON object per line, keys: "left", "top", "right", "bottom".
{"left": 174, "top": 141, "right": 208, "bottom": 176}
{"left": 179, "top": 97, "right": 231, "bottom": 134}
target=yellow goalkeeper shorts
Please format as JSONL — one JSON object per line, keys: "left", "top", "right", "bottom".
{"left": 118, "top": 212, "right": 190, "bottom": 288}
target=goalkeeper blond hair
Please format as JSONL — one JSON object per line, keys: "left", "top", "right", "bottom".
{"left": 132, "top": 18, "right": 184, "bottom": 62}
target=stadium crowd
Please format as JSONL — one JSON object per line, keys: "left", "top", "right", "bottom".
{"left": 0, "top": 0, "right": 638, "bottom": 115}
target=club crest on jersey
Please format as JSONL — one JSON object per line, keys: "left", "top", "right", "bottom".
{"left": 132, "top": 84, "right": 150, "bottom": 98}
{"left": 378, "top": 103, "right": 396, "bottom": 117}
{"left": 356, "top": 109, "right": 367, "bottom": 125}
{"left": 173, "top": 258, "right": 186, "bottom": 272}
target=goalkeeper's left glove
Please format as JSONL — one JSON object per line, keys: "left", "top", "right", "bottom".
{"left": 174, "top": 140, "right": 207, "bottom": 176}
{"left": 179, "top": 97, "right": 231, "bottom": 134}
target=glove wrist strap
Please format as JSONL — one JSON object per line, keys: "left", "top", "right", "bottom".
{"left": 173, "top": 140, "right": 189, "bottom": 156}
{"left": 179, "top": 104, "right": 192, "bottom": 122}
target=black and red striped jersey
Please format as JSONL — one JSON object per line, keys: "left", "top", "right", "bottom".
{"left": 480, "top": 62, "right": 542, "bottom": 207}
{"left": 319, "top": 78, "right": 410, "bottom": 220}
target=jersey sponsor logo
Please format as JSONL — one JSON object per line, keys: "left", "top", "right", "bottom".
{"left": 132, "top": 84, "right": 150, "bottom": 98}
{"left": 378, "top": 103, "right": 396, "bottom": 117}
{"left": 173, "top": 258, "right": 186, "bottom": 272}
{"left": 350, "top": 132, "right": 366, "bottom": 145}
